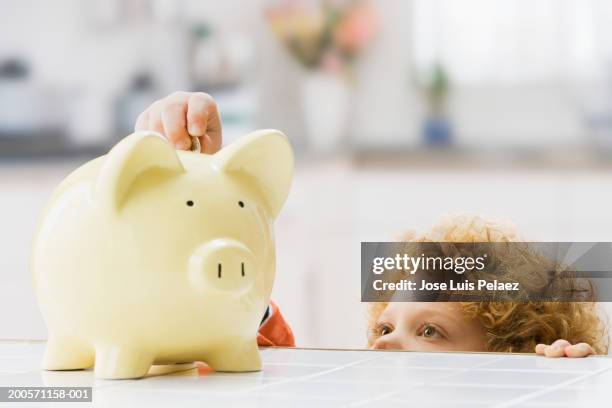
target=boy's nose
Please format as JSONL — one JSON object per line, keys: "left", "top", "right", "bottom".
{"left": 371, "top": 335, "right": 403, "bottom": 350}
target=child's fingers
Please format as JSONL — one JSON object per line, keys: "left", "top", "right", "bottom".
{"left": 146, "top": 101, "right": 165, "bottom": 136}
{"left": 544, "top": 339, "right": 571, "bottom": 357}
{"left": 186, "top": 93, "right": 210, "bottom": 137}
{"left": 564, "top": 343, "right": 594, "bottom": 358}
{"left": 161, "top": 100, "right": 190, "bottom": 150}
{"left": 549, "top": 339, "right": 571, "bottom": 351}
{"left": 199, "top": 134, "right": 220, "bottom": 154}
{"left": 187, "top": 93, "right": 222, "bottom": 153}
{"left": 535, "top": 343, "right": 546, "bottom": 355}
{"left": 134, "top": 91, "right": 221, "bottom": 153}
{"left": 134, "top": 110, "right": 149, "bottom": 131}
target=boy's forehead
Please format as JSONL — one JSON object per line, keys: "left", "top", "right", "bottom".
{"left": 383, "top": 302, "right": 461, "bottom": 318}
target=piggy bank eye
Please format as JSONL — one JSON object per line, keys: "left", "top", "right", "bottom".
{"left": 238, "top": 201, "right": 245, "bottom": 208}
{"left": 186, "top": 200, "right": 194, "bottom": 207}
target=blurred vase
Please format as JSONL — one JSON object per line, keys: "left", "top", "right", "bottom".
{"left": 423, "top": 115, "right": 453, "bottom": 146}
{"left": 301, "top": 72, "right": 350, "bottom": 154}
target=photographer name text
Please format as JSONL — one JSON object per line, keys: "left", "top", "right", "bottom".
{"left": 372, "top": 279, "right": 520, "bottom": 292}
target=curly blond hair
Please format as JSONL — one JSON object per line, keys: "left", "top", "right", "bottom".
{"left": 366, "top": 214, "right": 609, "bottom": 354}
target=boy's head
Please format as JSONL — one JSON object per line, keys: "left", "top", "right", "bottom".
{"left": 367, "top": 214, "right": 609, "bottom": 354}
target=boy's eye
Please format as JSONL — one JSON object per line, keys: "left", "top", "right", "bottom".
{"left": 423, "top": 326, "right": 436, "bottom": 337}
{"left": 420, "top": 324, "right": 442, "bottom": 339}
{"left": 380, "top": 324, "right": 393, "bottom": 336}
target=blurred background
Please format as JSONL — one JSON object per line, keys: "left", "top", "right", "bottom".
{"left": 2, "top": 0, "right": 612, "bottom": 349}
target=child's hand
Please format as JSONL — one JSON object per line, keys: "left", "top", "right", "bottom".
{"left": 535, "top": 339, "right": 594, "bottom": 358}
{"left": 135, "top": 91, "right": 222, "bottom": 153}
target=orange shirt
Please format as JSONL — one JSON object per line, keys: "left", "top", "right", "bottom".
{"left": 257, "top": 301, "right": 295, "bottom": 347}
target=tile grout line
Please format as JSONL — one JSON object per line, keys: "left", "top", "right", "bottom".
{"left": 348, "top": 355, "right": 508, "bottom": 407}
{"left": 234, "top": 353, "right": 387, "bottom": 395}
{"left": 347, "top": 382, "right": 425, "bottom": 408}
{"left": 491, "top": 366, "right": 612, "bottom": 408}
{"left": 353, "top": 366, "right": 594, "bottom": 374}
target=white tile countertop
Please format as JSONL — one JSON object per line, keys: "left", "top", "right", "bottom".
{"left": 1, "top": 341, "right": 612, "bottom": 407}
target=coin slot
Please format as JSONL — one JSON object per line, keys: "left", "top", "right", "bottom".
{"left": 241, "top": 262, "right": 245, "bottom": 277}
{"left": 217, "top": 263, "right": 222, "bottom": 278}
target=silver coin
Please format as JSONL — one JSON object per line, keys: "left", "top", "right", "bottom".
{"left": 189, "top": 135, "right": 201, "bottom": 153}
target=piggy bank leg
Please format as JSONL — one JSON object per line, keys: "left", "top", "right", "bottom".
{"left": 43, "top": 337, "right": 94, "bottom": 371}
{"left": 205, "top": 339, "right": 262, "bottom": 372}
{"left": 94, "top": 345, "right": 154, "bottom": 379}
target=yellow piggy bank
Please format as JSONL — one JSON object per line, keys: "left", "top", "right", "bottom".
{"left": 31, "top": 129, "right": 293, "bottom": 379}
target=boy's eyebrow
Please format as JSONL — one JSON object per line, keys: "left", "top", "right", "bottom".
{"left": 409, "top": 305, "right": 464, "bottom": 332}
{"left": 375, "top": 310, "right": 390, "bottom": 325}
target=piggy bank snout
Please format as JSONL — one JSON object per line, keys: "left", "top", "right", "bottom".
{"left": 189, "top": 239, "right": 256, "bottom": 292}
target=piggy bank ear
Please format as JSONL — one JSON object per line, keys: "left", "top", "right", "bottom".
{"left": 95, "top": 131, "right": 184, "bottom": 211}
{"left": 214, "top": 129, "right": 293, "bottom": 219}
